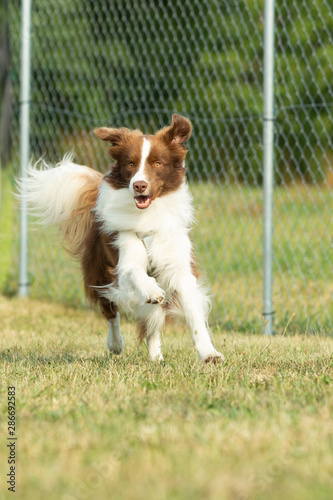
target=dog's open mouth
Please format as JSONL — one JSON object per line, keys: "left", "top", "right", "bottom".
{"left": 134, "top": 195, "right": 152, "bottom": 210}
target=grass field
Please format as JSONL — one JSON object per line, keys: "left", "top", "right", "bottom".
{"left": 1, "top": 296, "right": 333, "bottom": 500}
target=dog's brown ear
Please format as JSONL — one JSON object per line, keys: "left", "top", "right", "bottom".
{"left": 94, "top": 127, "right": 131, "bottom": 145}
{"left": 158, "top": 114, "right": 192, "bottom": 146}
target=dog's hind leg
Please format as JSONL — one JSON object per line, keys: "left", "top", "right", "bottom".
{"left": 100, "top": 299, "right": 124, "bottom": 355}
{"left": 81, "top": 222, "right": 123, "bottom": 354}
{"left": 137, "top": 305, "right": 165, "bottom": 361}
{"left": 106, "top": 312, "right": 124, "bottom": 355}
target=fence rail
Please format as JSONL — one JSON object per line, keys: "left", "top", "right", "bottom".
{"left": 7, "top": 0, "right": 333, "bottom": 332}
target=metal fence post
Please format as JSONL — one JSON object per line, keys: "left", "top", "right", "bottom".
{"left": 18, "top": 0, "right": 32, "bottom": 297}
{"left": 262, "top": 0, "right": 276, "bottom": 334}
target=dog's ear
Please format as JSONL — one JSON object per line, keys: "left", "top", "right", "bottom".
{"left": 94, "top": 127, "right": 138, "bottom": 160}
{"left": 94, "top": 127, "right": 131, "bottom": 145}
{"left": 158, "top": 114, "right": 192, "bottom": 147}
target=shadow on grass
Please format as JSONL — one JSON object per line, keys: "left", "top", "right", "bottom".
{"left": 0, "top": 347, "right": 131, "bottom": 367}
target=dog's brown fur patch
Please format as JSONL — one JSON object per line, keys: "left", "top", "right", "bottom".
{"left": 59, "top": 169, "right": 120, "bottom": 320}
{"left": 136, "top": 318, "right": 148, "bottom": 343}
{"left": 82, "top": 223, "right": 119, "bottom": 319}
{"left": 61, "top": 171, "right": 103, "bottom": 259}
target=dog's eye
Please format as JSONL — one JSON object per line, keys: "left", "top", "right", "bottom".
{"left": 128, "top": 162, "right": 134, "bottom": 168}
{"left": 154, "top": 162, "right": 161, "bottom": 167}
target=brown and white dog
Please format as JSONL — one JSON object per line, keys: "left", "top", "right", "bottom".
{"left": 21, "top": 114, "right": 223, "bottom": 363}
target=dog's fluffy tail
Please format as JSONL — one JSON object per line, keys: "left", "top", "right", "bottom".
{"left": 17, "top": 153, "right": 103, "bottom": 259}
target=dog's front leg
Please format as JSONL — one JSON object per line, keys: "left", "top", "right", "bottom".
{"left": 175, "top": 273, "right": 224, "bottom": 363}
{"left": 136, "top": 304, "right": 165, "bottom": 361}
{"left": 116, "top": 232, "right": 165, "bottom": 306}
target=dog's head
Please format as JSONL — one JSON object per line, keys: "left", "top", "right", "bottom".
{"left": 94, "top": 114, "right": 192, "bottom": 209}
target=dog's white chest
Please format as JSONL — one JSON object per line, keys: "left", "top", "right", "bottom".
{"left": 141, "top": 233, "right": 154, "bottom": 252}
{"left": 137, "top": 231, "right": 168, "bottom": 274}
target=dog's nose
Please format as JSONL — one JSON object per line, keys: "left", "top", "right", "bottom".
{"left": 133, "top": 180, "right": 148, "bottom": 193}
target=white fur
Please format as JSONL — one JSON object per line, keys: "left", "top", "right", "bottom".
{"left": 95, "top": 180, "right": 194, "bottom": 234}
{"left": 17, "top": 154, "right": 99, "bottom": 224}
{"left": 106, "top": 313, "right": 124, "bottom": 355}
{"left": 141, "top": 306, "right": 165, "bottom": 361}
{"left": 100, "top": 231, "right": 165, "bottom": 311}
{"left": 96, "top": 180, "right": 223, "bottom": 363}
{"left": 129, "top": 138, "right": 150, "bottom": 194}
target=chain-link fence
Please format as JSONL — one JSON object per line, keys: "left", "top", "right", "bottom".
{"left": 7, "top": 0, "right": 333, "bottom": 332}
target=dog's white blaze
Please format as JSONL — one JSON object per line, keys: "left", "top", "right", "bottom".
{"left": 129, "top": 137, "right": 151, "bottom": 194}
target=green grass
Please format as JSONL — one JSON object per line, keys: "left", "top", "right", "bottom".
{"left": 1, "top": 296, "right": 333, "bottom": 500}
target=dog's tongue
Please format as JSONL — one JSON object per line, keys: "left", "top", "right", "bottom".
{"left": 135, "top": 196, "right": 152, "bottom": 209}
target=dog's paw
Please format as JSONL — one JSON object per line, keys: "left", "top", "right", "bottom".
{"left": 203, "top": 352, "right": 225, "bottom": 364}
{"left": 150, "top": 352, "right": 164, "bottom": 362}
{"left": 198, "top": 347, "right": 225, "bottom": 364}
{"left": 146, "top": 293, "right": 165, "bottom": 305}
{"left": 106, "top": 334, "right": 125, "bottom": 355}
{"left": 139, "top": 277, "right": 165, "bottom": 305}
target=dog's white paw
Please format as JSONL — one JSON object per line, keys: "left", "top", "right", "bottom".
{"left": 198, "top": 346, "right": 225, "bottom": 364}
{"left": 106, "top": 334, "right": 125, "bottom": 355}
{"left": 139, "top": 277, "right": 165, "bottom": 305}
{"left": 150, "top": 352, "right": 164, "bottom": 362}
{"left": 203, "top": 351, "right": 225, "bottom": 364}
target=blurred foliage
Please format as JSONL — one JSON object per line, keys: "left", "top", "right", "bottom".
{"left": 8, "top": 0, "right": 333, "bottom": 183}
